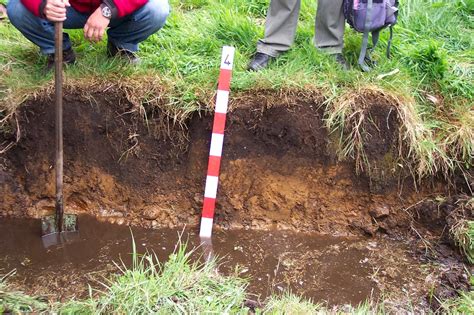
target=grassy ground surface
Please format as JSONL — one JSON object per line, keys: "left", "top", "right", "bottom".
{"left": 2, "top": 233, "right": 473, "bottom": 314}
{"left": 0, "top": 0, "right": 473, "bottom": 180}
{"left": 1, "top": 242, "right": 473, "bottom": 314}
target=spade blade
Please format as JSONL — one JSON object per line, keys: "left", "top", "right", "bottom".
{"left": 41, "top": 214, "right": 78, "bottom": 236}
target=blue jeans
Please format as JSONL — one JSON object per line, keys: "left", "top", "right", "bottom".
{"left": 7, "top": 0, "right": 169, "bottom": 54}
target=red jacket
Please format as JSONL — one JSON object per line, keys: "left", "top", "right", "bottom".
{"left": 21, "top": 0, "right": 148, "bottom": 19}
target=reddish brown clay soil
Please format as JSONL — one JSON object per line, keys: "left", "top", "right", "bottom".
{"left": 0, "top": 90, "right": 455, "bottom": 237}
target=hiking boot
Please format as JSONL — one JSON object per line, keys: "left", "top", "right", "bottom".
{"left": 333, "top": 53, "right": 349, "bottom": 71}
{"left": 248, "top": 52, "right": 274, "bottom": 71}
{"left": 107, "top": 41, "right": 140, "bottom": 65}
{"left": 45, "top": 48, "right": 76, "bottom": 73}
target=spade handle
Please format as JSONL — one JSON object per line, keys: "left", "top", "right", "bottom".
{"left": 55, "top": 22, "right": 64, "bottom": 233}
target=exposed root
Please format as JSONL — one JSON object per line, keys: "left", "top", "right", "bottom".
{"left": 448, "top": 196, "right": 474, "bottom": 263}
{"left": 0, "top": 113, "right": 19, "bottom": 154}
{"left": 325, "top": 85, "right": 473, "bottom": 189}
{"left": 0, "top": 75, "right": 192, "bottom": 156}
{"left": 230, "top": 88, "right": 324, "bottom": 112}
{"left": 324, "top": 86, "right": 403, "bottom": 190}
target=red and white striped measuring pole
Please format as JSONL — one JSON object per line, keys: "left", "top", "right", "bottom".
{"left": 199, "top": 46, "right": 235, "bottom": 238}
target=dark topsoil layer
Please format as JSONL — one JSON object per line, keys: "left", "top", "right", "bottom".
{"left": 0, "top": 89, "right": 472, "bottom": 305}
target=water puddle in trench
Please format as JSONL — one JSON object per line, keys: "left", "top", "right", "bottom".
{"left": 0, "top": 215, "right": 416, "bottom": 305}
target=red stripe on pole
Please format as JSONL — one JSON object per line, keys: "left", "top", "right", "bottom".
{"left": 218, "top": 69, "right": 232, "bottom": 91}
{"left": 212, "top": 112, "right": 226, "bottom": 135}
{"left": 202, "top": 197, "right": 216, "bottom": 218}
{"left": 207, "top": 155, "right": 221, "bottom": 177}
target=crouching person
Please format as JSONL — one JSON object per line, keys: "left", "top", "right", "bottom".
{"left": 7, "top": 0, "right": 170, "bottom": 71}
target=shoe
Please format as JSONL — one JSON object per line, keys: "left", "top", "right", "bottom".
{"left": 364, "top": 53, "right": 378, "bottom": 67}
{"left": 248, "top": 52, "right": 274, "bottom": 71}
{"left": 107, "top": 41, "right": 140, "bottom": 65}
{"left": 334, "top": 53, "right": 349, "bottom": 71}
{"left": 45, "top": 48, "right": 76, "bottom": 72}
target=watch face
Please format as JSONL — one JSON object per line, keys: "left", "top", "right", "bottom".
{"left": 102, "top": 6, "right": 112, "bottom": 18}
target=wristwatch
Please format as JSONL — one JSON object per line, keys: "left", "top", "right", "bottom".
{"left": 100, "top": 3, "right": 112, "bottom": 19}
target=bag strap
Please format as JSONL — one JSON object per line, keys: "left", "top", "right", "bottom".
{"left": 372, "top": 30, "right": 380, "bottom": 48}
{"left": 359, "top": 0, "right": 374, "bottom": 72}
{"left": 386, "top": 25, "right": 394, "bottom": 58}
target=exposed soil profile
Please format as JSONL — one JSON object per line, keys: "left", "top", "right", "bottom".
{"left": 0, "top": 88, "right": 472, "bottom": 309}
{"left": 0, "top": 89, "right": 464, "bottom": 235}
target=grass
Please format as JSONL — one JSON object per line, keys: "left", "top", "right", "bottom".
{"left": 450, "top": 197, "right": 474, "bottom": 264}
{"left": 59, "top": 238, "right": 248, "bottom": 314}
{"left": 261, "top": 293, "right": 389, "bottom": 314}
{"left": 451, "top": 219, "right": 474, "bottom": 264}
{"left": 440, "top": 291, "right": 474, "bottom": 314}
{"left": 0, "top": 0, "right": 472, "bottom": 180}
{"left": 0, "top": 271, "right": 49, "bottom": 314}
{"left": 1, "top": 237, "right": 473, "bottom": 314}
{"left": 262, "top": 293, "right": 324, "bottom": 314}
{"left": 2, "top": 250, "right": 473, "bottom": 314}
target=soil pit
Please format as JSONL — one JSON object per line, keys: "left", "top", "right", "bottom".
{"left": 0, "top": 90, "right": 472, "bottom": 310}
{"left": 0, "top": 90, "right": 449, "bottom": 234}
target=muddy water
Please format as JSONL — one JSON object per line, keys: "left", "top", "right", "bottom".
{"left": 1, "top": 216, "right": 386, "bottom": 305}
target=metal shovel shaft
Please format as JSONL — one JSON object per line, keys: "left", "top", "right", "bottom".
{"left": 55, "top": 22, "right": 64, "bottom": 233}
{"left": 41, "top": 21, "right": 77, "bottom": 239}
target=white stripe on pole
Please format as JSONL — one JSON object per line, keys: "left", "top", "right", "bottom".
{"left": 200, "top": 217, "right": 214, "bottom": 238}
{"left": 215, "top": 90, "right": 229, "bottom": 114}
{"left": 209, "top": 133, "right": 224, "bottom": 157}
{"left": 204, "top": 175, "right": 219, "bottom": 198}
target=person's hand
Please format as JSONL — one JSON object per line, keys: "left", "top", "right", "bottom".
{"left": 43, "top": 0, "right": 70, "bottom": 22}
{"left": 0, "top": 4, "right": 7, "bottom": 20}
{"left": 84, "top": 8, "right": 110, "bottom": 43}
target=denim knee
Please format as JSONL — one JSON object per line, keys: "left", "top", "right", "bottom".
{"left": 143, "top": 0, "right": 170, "bottom": 30}
{"left": 7, "top": 0, "right": 28, "bottom": 29}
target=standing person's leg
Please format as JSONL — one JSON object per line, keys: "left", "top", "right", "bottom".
{"left": 107, "top": 0, "right": 169, "bottom": 60}
{"left": 7, "top": 0, "right": 87, "bottom": 55}
{"left": 249, "top": 0, "right": 301, "bottom": 71}
{"left": 257, "top": 0, "right": 301, "bottom": 57}
{"left": 314, "top": 0, "right": 345, "bottom": 54}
